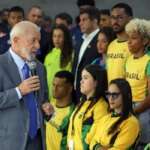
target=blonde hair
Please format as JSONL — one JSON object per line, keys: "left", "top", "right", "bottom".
{"left": 10, "top": 21, "right": 40, "bottom": 42}
{"left": 125, "top": 18, "right": 150, "bottom": 39}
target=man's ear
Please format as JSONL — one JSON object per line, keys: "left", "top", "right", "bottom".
{"left": 12, "top": 36, "right": 19, "bottom": 44}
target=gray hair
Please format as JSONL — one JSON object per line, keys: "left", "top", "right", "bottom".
{"left": 125, "top": 18, "right": 150, "bottom": 39}
{"left": 10, "top": 21, "right": 40, "bottom": 42}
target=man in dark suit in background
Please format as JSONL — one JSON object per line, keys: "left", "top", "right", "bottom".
{"left": 27, "top": 5, "right": 50, "bottom": 63}
{"left": 0, "top": 21, "right": 52, "bottom": 150}
{"left": 72, "top": 7, "right": 100, "bottom": 99}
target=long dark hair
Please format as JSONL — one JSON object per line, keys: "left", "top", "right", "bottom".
{"left": 108, "top": 78, "right": 133, "bottom": 145}
{"left": 72, "top": 64, "right": 108, "bottom": 125}
{"left": 82, "top": 64, "right": 108, "bottom": 101}
{"left": 49, "top": 24, "right": 73, "bottom": 68}
{"left": 99, "top": 27, "right": 116, "bottom": 44}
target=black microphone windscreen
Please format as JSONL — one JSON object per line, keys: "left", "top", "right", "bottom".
{"left": 28, "top": 61, "right": 37, "bottom": 76}
{"left": 28, "top": 60, "right": 38, "bottom": 97}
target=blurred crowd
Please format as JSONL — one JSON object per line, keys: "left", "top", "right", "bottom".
{"left": 0, "top": 0, "right": 150, "bottom": 149}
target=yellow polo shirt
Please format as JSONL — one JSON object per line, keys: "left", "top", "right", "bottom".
{"left": 107, "top": 39, "right": 130, "bottom": 83}
{"left": 125, "top": 54, "right": 150, "bottom": 102}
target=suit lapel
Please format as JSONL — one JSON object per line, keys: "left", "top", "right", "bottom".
{"left": 4, "top": 52, "right": 21, "bottom": 86}
{"left": 34, "top": 60, "right": 41, "bottom": 100}
{"left": 73, "top": 38, "right": 83, "bottom": 70}
{"left": 79, "top": 33, "right": 98, "bottom": 66}
{"left": 35, "top": 59, "right": 40, "bottom": 77}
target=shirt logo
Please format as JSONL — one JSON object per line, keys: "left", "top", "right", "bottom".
{"left": 126, "top": 72, "right": 140, "bottom": 80}
{"left": 107, "top": 53, "right": 124, "bottom": 59}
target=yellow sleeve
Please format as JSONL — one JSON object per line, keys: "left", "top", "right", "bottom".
{"left": 67, "top": 108, "right": 77, "bottom": 144}
{"left": 85, "top": 122, "right": 97, "bottom": 145}
{"left": 86, "top": 116, "right": 106, "bottom": 150}
{"left": 86, "top": 100, "right": 108, "bottom": 145}
{"left": 108, "top": 117, "right": 140, "bottom": 150}
{"left": 93, "top": 99, "right": 108, "bottom": 122}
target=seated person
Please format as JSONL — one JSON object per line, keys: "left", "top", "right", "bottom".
{"left": 46, "top": 71, "right": 77, "bottom": 150}
{"left": 87, "top": 78, "right": 140, "bottom": 150}
{"left": 67, "top": 64, "right": 108, "bottom": 150}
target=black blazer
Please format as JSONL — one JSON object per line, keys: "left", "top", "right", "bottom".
{"left": 36, "top": 28, "right": 50, "bottom": 63}
{"left": 72, "top": 32, "right": 100, "bottom": 98}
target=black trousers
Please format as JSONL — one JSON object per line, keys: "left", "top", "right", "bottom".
{"left": 26, "top": 130, "right": 43, "bottom": 150}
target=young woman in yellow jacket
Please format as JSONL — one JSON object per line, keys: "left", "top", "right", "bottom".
{"left": 87, "top": 79, "right": 140, "bottom": 150}
{"left": 67, "top": 64, "right": 108, "bottom": 150}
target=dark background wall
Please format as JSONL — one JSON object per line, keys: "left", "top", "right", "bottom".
{"left": 0, "top": 0, "right": 150, "bottom": 21}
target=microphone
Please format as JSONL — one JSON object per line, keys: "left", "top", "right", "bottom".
{"left": 27, "top": 60, "right": 38, "bottom": 98}
{"left": 28, "top": 60, "right": 37, "bottom": 76}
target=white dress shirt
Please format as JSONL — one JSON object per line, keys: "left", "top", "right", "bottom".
{"left": 9, "top": 48, "right": 25, "bottom": 98}
{"left": 78, "top": 28, "right": 99, "bottom": 65}
{"left": 74, "top": 28, "right": 99, "bottom": 88}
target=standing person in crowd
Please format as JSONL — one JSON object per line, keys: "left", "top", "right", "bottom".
{"left": 0, "top": 8, "right": 9, "bottom": 26}
{"left": 92, "top": 27, "right": 116, "bottom": 69}
{"left": 77, "top": 0, "right": 95, "bottom": 10}
{"left": 72, "top": 0, "right": 96, "bottom": 49}
{"left": 72, "top": 7, "right": 100, "bottom": 99}
{"left": 0, "top": 6, "right": 24, "bottom": 54}
{"left": 125, "top": 18, "right": 150, "bottom": 148}
{"left": 44, "top": 24, "right": 73, "bottom": 101}
{"left": 27, "top": 5, "right": 43, "bottom": 26}
{"left": 67, "top": 64, "right": 108, "bottom": 150}
{"left": 27, "top": 5, "right": 50, "bottom": 63}
{"left": 54, "top": 12, "right": 78, "bottom": 48}
{"left": 107, "top": 3, "right": 133, "bottom": 83}
{"left": 46, "top": 71, "right": 77, "bottom": 150}
{"left": 0, "top": 22, "right": 9, "bottom": 54}
{"left": 0, "top": 21, "right": 52, "bottom": 150}
{"left": 99, "top": 9, "right": 111, "bottom": 28}
{"left": 7, "top": 6, "right": 25, "bottom": 30}
{"left": 55, "top": 12, "right": 73, "bottom": 29}
{"left": 87, "top": 78, "right": 140, "bottom": 150}
{"left": 41, "top": 15, "right": 52, "bottom": 34}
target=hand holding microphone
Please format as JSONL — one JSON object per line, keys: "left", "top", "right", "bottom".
{"left": 18, "top": 58, "right": 40, "bottom": 96}
{"left": 18, "top": 76, "right": 40, "bottom": 96}
{"left": 27, "top": 60, "right": 37, "bottom": 76}
{"left": 28, "top": 60, "right": 40, "bottom": 98}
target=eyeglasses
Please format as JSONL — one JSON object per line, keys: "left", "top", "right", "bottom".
{"left": 110, "top": 15, "right": 126, "bottom": 21}
{"left": 105, "top": 91, "right": 121, "bottom": 100}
